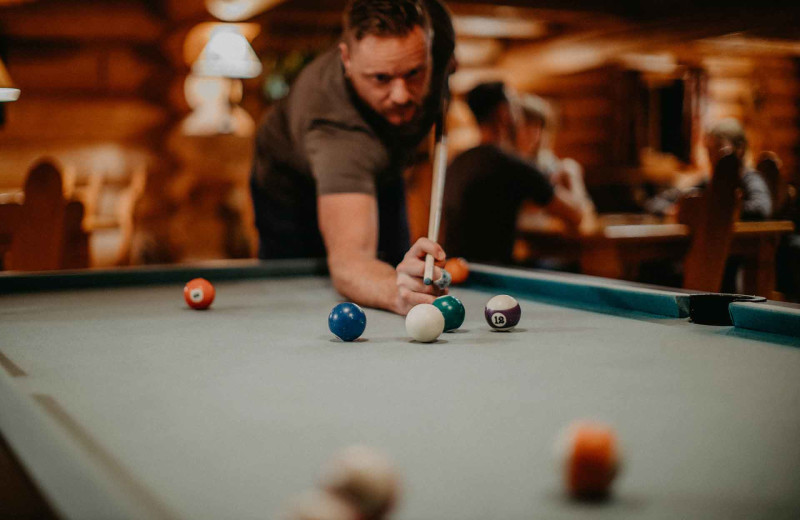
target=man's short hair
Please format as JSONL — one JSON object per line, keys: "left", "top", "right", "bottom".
{"left": 707, "top": 118, "right": 748, "bottom": 156}
{"left": 519, "top": 94, "right": 552, "bottom": 128}
{"left": 343, "top": 0, "right": 431, "bottom": 42}
{"left": 466, "top": 81, "right": 509, "bottom": 125}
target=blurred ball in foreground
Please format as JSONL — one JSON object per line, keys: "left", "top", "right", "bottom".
{"left": 556, "top": 421, "right": 620, "bottom": 500}
{"left": 319, "top": 445, "right": 401, "bottom": 519}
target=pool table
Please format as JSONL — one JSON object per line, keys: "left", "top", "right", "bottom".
{"left": 1, "top": 260, "right": 800, "bottom": 520}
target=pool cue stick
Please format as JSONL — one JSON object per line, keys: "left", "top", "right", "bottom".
{"left": 423, "top": 102, "right": 449, "bottom": 286}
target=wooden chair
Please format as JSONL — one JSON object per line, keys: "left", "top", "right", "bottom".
{"left": 681, "top": 153, "right": 742, "bottom": 292}
{"left": 756, "top": 151, "right": 786, "bottom": 217}
{"left": 4, "top": 158, "right": 90, "bottom": 271}
{"left": 7, "top": 159, "right": 66, "bottom": 271}
{"left": 0, "top": 201, "right": 22, "bottom": 270}
{"left": 62, "top": 199, "right": 90, "bottom": 269}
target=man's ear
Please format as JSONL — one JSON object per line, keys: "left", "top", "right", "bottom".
{"left": 339, "top": 41, "right": 351, "bottom": 75}
{"left": 497, "top": 104, "right": 512, "bottom": 129}
{"left": 532, "top": 123, "right": 543, "bottom": 141}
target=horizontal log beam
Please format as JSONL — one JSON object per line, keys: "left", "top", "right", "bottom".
{"left": 0, "top": 2, "right": 164, "bottom": 41}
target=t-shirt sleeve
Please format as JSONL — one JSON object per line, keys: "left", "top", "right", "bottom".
{"left": 304, "top": 124, "right": 389, "bottom": 196}
{"left": 505, "top": 152, "right": 555, "bottom": 206}
{"left": 740, "top": 170, "right": 772, "bottom": 220}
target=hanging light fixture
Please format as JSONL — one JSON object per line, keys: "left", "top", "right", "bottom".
{"left": 205, "top": 0, "right": 288, "bottom": 22}
{"left": 192, "top": 24, "right": 262, "bottom": 79}
{"left": 0, "top": 57, "right": 20, "bottom": 102}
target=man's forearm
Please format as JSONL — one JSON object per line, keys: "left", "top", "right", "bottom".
{"left": 328, "top": 256, "right": 400, "bottom": 313}
{"left": 549, "top": 186, "right": 585, "bottom": 228}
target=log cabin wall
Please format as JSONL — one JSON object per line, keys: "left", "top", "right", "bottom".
{"left": 452, "top": 45, "right": 800, "bottom": 216}
{"left": 506, "top": 55, "right": 800, "bottom": 208}
{"left": 512, "top": 67, "right": 620, "bottom": 185}
{"left": 704, "top": 55, "right": 799, "bottom": 181}
{"left": 0, "top": 0, "right": 259, "bottom": 267}
{"left": 1, "top": 1, "right": 798, "bottom": 265}
{"left": 0, "top": 3, "right": 170, "bottom": 180}
{"left": 1, "top": 1, "right": 170, "bottom": 266}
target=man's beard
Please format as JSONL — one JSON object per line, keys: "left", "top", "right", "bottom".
{"left": 384, "top": 103, "right": 423, "bottom": 132}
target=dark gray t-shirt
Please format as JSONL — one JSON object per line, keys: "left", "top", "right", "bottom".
{"left": 250, "top": 0, "right": 455, "bottom": 264}
{"left": 643, "top": 169, "right": 772, "bottom": 220}
{"left": 443, "top": 144, "right": 555, "bottom": 264}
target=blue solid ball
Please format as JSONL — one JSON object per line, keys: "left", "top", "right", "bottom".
{"left": 328, "top": 302, "right": 367, "bottom": 342}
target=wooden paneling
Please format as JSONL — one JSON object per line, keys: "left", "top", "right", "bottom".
{"left": 7, "top": 47, "right": 163, "bottom": 95}
{"left": 558, "top": 98, "right": 614, "bottom": 120}
{"left": 512, "top": 69, "right": 613, "bottom": 96}
{"left": 516, "top": 68, "right": 622, "bottom": 178}
{"left": 703, "top": 56, "right": 799, "bottom": 184}
{"left": 1, "top": 0, "right": 798, "bottom": 265}
{"left": 0, "top": 97, "right": 168, "bottom": 141}
{"left": 0, "top": 2, "right": 163, "bottom": 42}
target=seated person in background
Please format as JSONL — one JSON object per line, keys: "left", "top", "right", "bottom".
{"left": 643, "top": 118, "right": 772, "bottom": 221}
{"left": 442, "top": 82, "right": 585, "bottom": 264}
{"left": 516, "top": 93, "right": 595, "bottom": 216}
{"left": 638, "top": 118, "right": 773, "bottom": 291}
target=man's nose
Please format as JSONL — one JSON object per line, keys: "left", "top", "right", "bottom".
{"left": 389, "top": 79, "right": 411, "bottom": 105}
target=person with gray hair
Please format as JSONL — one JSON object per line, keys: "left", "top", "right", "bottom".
{"left": 638, "top": 117, "right": 773, "bottom": 292}
{"left": 516, "top": 93, "right": 595, "bottom": 218}
{"left": 643, "top": 117, "right": 771, "bottom": 220}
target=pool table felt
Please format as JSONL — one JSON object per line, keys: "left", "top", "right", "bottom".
{"left": 2, "top": 276, "right": 800, "bottom": 520}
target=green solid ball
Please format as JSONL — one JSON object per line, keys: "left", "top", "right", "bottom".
{"left": 433, "top": 295, "right": 466, "bottom": 332}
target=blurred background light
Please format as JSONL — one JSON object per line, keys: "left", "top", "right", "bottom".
{"left": 192, "top": 25, "right": 262, "bottom": 79}
{"left": 0, "top": 58, "right": 20, "bottom": 102}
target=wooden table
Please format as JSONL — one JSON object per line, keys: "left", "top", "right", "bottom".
{"left": 516, "top": 211, "right": 795, "bottom": 297}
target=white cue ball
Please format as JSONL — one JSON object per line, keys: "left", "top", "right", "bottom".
{"left": 405, "top": 303, "right": 445, "bottom": 343}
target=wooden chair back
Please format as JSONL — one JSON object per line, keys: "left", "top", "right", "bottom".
{"left": 0, "top": 202, "right": 22, "bottom": 269}
{"left": 756, "top": 151, "right": 785, "bottom": 217}
{"left": 62, "top": 200, "right": 90, "bottom": 269}
{"left": 8, "top": 159, "right": 66, "bottom": 271}
{"left": 681, "top": 153, "right": 741, "bottom": 292}
{"left": 675, "top": 192, "right": 703, "bottom": 227}
{"left": 5, "top": 158, "right": 90, "bottom": 271}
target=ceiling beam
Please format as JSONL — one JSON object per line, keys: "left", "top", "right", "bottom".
{"left": 499, "top": 11, "right": 800, "bottom": 83}
{"left": 0, "top": 2, "right": 164, "bottom": 42}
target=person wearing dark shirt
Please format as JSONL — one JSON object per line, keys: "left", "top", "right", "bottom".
{"left": 443, "top": 82, "right": 584, "bottom": 264}
{"left": 250, "top": 0, "right": 455, "bottom": 314}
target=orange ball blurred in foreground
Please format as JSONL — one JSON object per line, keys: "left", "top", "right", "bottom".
{"left": 562, "top": 421, "right": 619, "bottom": 499}
{"left": 444, "top": 257, "right": 469, "bottom": 284}
{"left": 184, "top": 278, "right": 215, "bottom": 310}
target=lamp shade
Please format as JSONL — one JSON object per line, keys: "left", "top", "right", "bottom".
{"left": 205, "top": 0, "right": 288, "bottom": 22}
{"left": 192, "top": 25, "right": 262, "bottom": 79}
{"left": 0, "top": 57, "right": 20, "bottom": 102}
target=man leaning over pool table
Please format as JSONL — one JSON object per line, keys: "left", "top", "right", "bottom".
{"left": 250, "top": 0, "right": 456, "bottom": 315}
